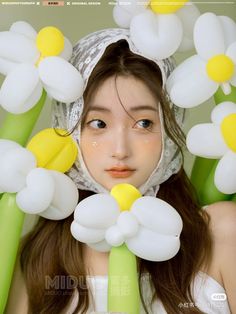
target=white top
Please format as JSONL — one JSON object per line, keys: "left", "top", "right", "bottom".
{"left": 64, "top": 272, "right": 231, "bottom": 314}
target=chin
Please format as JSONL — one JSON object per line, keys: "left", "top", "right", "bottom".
{"left": 110, "top": 180, "right": 139, "bottom": 189}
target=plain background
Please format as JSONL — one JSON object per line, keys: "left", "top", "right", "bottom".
{"left": 0, "top": 0, "right": 235, "bottom": 232}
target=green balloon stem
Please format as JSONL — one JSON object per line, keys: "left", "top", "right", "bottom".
{"left": 230, "top": 193, "right": 236, "bottom": 203}
{"left": 0, "top": 90, "right": 47, "bottom": 314}
{"left": 0, "top": 194, "right": 25, "bottom": 314}
{"left": 108, "top": 244, "right": 140, "bottom": 314}
{"left": 191, "top": 157, "right": 216, "bottom": 199}
{"left": 0, "top": 90, "right": 47, "bottom": 145}
{"left": 198, "top": 160, "right": 232, "bottom": 206}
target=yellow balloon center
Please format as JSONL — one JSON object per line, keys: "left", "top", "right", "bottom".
{"left": 36, "top": 26, "right": 64, "bottom": 58}
{"left": 150, "top": 0, "right": 188, "bottom": 14}
{"left": 110, "top": 184, "right": 141, "bottom": 211}
{"left": 27, "top": 128, "right": 78, "bottom": 173}
{"left": 206, "top": 54, "right": 234, "bottom": 83}
{"left": 221, "top": 113, "right": 236, "bottom": 152}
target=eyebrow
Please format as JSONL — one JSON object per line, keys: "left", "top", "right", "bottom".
{"left": 88, "top": 105, "right": 158, "bottom": 113}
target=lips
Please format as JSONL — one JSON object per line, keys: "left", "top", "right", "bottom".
{"left": 106, "top": 166, "right": 136, "bottom": 178}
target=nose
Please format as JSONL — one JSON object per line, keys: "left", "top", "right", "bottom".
{"left": 111, "top": 127, "right": 131, "bottom": 160}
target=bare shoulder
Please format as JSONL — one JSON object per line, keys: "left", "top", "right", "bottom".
{"left": 5, "top": 257, "right": 28, "bottom": 314}
{"left": 205, "top": 201, "right": 236, "bottom": 313}
{"left": 205, "top": 201, "right": 236, "bottom": 242}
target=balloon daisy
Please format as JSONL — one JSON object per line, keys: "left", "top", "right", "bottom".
{"left": 167, "top": 13, "right": 236, "bottom": 108}
{"left": 113, "top": 0, "right": 200, "bottom": 59}
{"left": 0, "top": 127, "right": 79, "bottom": 313}
{"left": 187, "top": 101, "right": 236, "bottom": 194}
{"left": 0, "top": 129, "right": 78, "bottom": 219}
{"left": 71, "top": 183, "right": 183, "bottom": 313}
{"left": 0, "top": 21, "right": 83, "bottom": 113}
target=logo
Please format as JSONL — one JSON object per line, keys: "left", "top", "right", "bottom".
{"left": 211, "top": 293, "right": 227, "bottom": 301}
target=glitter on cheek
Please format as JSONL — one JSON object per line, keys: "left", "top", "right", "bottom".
{"left": 92, "top": 141, "right": 98, "bottom": 147}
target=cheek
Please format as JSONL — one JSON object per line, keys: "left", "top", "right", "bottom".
{"left": 136, "top": 136, "right": 162, "bottom": 171}
{"left": 141, "top": 136, "right": 162, "bottom": 156}
{"left": 80, "top": 135, "right": 105, "bottom": 163}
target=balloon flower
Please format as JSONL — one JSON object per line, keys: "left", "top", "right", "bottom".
{"left": 113, "top": 0, "right": 200, "bottom": 59}
{"left": 0, "top": 21, "right": 84, "bottom": 113}
{"left": 187, "top": 101, "right": 236, "bottom": 194}
{"left": 0, "top": 129, "right": 78, "bottom": 218}
{"left": 165, "top": 12, "right": 236, "bottom": 204}
{"left": 71, "top": 183, "right": 183, "bottom": 313}
{"left": 0, "top": 128, "right": 78, "bottom": 313}
{"left": 166, "top": 12, "right": 236, "bottom": 108}
{"left": 0, "top": 21, "right": 83, "bottom": 314}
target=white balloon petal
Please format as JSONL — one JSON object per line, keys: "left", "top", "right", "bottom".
{"left": 113, "top": 5, "right": 133, "bottom": 28}
{"left": 187, "top": 124, "right": 228, "bottom": 158}
{"left": 166, "top": 55, "right": 199, "bottom": 93}
{"left": 167, "top": 55, "right": 218, "bottom": 108}
{"left": 194, "top": 13, "right": 225, "bottom": 60}
{"left": 131, "top": 197, "right": 182, "bottom": 235}
{"left": 0, "top": 139, "right": 21, "bottom": 155}
{"left": 0, "top": 31, "right": 39, "bottom": 64}
{"left": 0, "top": 147, "right": 36, "bottom": 193}
{"left": 105, "top": 225, "right": 124, "bottom": 247}
{"left": 226, "top": 42, "right": 236, "bottom": 64}
{"left": 10, "top": 21, "right": 37, "bottom": 40}
{"left": 74, "top": 194, "right": 119, "bottom": 229}
{"left": 211, "top": 101, "right": 236, "bottom": 125}
{"left": 59, "top": 37, "right": 73, "bottom": 61}
{"left": 16, "top": 168, "right": 55, "bottom": 214}
{"left": 215, "top": 151, "right": 236, "bottom": 194}
{"left": 0, "top": 140, "right": 34, "bottom": 192}
{"left": 224, "top": 40, "right": 236, "bottom": 87}
{"left": 130, "top": 10, "right": 183, "bottom": 59}
{"left": 38, "top": 56, "right": 84, "bottom": 103}
{"left": 40, "top": 170, "right": 78, "bottom": 220}
{"left": 0, "top": 56, "right": 18, "bottom": 76}
{"left": 20, "top": 80, "right": 43, "bottom": 113}
{"left": 71, "top": 221, "right": 105, "bottom": 243}
{"left": 175, "top": 3, "right": 200, "bottom": 52}
{"left": 113, "top": 0, "right": 148, "bottom": 28}
{"left": 230, "top": 71, "right": 236, "bottom": 87}
{"left": 219, "top": 16, "right": 236, "bottom": 47}
{"left": 126, "top": 227, "right": 181, "bottom": 261}
{"left": 0, "top": 63, "right": 42, "bottom": 114}
{"left": 117, "top": 211, "right": 139, "bottom": 238}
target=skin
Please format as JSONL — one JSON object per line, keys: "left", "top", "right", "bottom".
{"left": 80, "top": 75, "right": 162, "bottom": 191}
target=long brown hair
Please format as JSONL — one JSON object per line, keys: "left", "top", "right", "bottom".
{"left": 20, "top": 40, "right": 212, "bottom": 314}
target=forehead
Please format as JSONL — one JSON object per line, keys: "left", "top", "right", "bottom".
{"left": 89, "top": 75, "right": 158, "bottom": 111}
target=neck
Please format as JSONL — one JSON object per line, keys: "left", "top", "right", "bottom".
{"left": 83, "top": 244, "right": 109, "bottom": 276}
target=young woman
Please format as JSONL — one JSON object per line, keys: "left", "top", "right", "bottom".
{"left": 6, "top": 29, "right": 236, "bottom": 314}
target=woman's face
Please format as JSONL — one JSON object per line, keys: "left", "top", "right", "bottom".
{"left": 80, "top": 75, "right": 162, "bottom": 191}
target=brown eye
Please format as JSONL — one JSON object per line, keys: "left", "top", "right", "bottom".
{"left": 88, "top": 119, "right": 106, "bottom": 129}
{"left": 135, "top": 119, "right": 153, "bottom": 129}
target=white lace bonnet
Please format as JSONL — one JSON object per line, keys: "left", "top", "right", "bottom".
{"left": 52, "top": 28, "right": 185, "bottom": 196}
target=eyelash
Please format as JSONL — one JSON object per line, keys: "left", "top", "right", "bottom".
{"left": 86, "top": 119, "right": 154, "bottom": 130}
{"left": 135, "top": 119, "right": 153, "bottom": 129}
